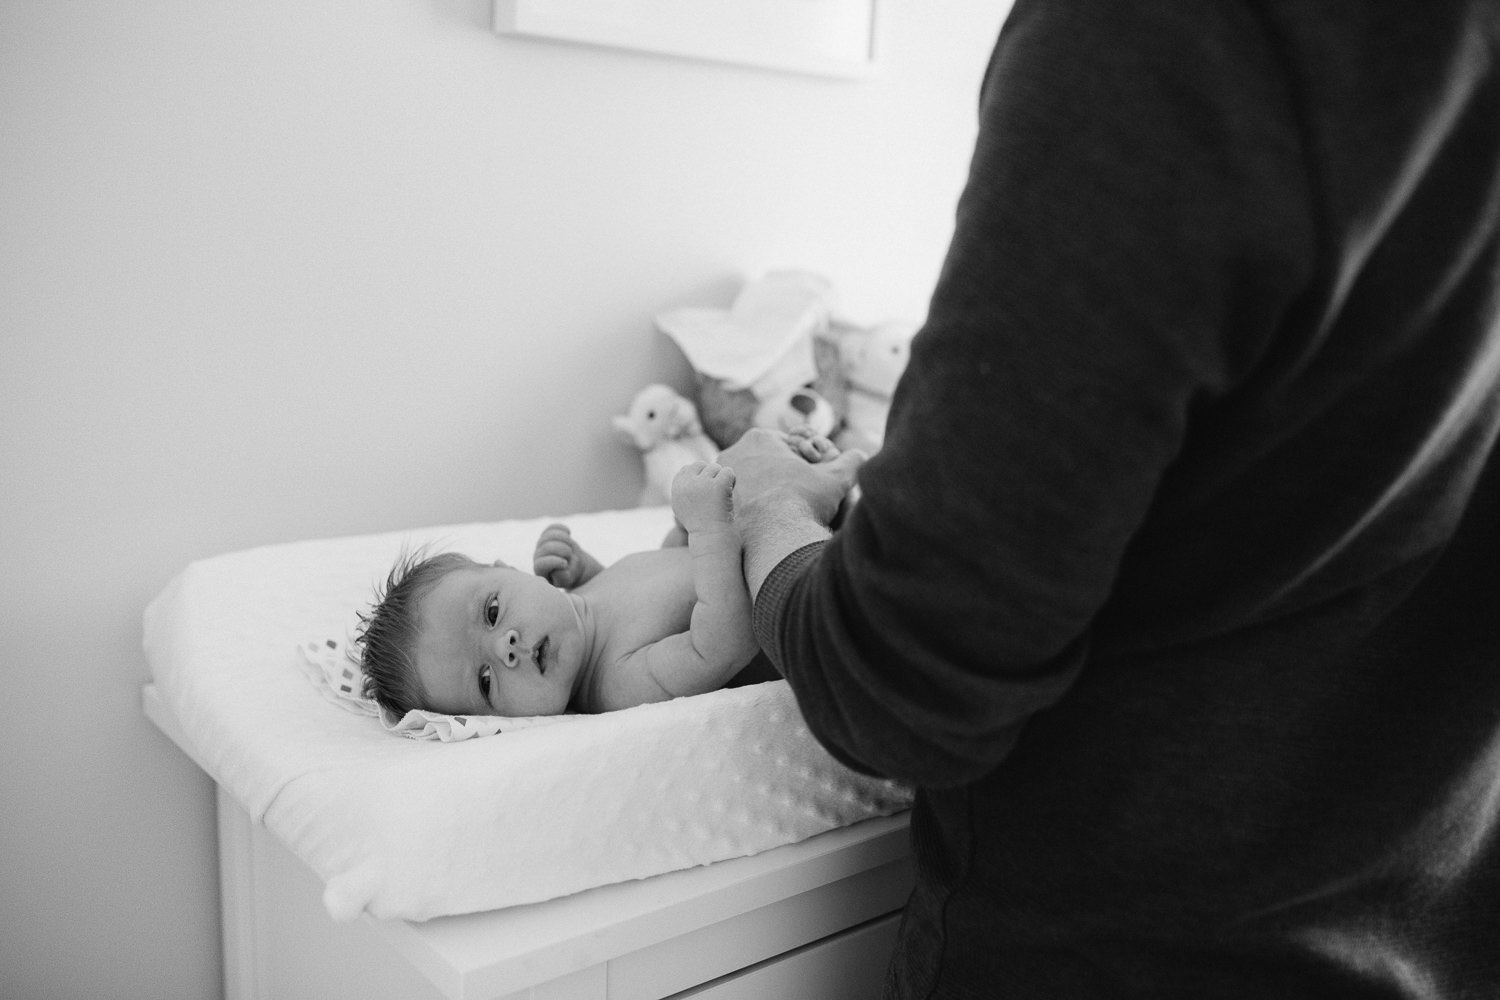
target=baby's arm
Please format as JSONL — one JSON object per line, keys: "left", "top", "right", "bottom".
{"left": 533, "top": 523, "right": 606, "bottom": 589}
{"left": 634, "top": 461, "right": 758, "bottom": 698}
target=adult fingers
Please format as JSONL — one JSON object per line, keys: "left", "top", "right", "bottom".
{"left": 823, "top": 449, "right": 867, "bottom": 490}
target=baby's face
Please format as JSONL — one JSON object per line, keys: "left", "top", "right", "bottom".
{"left": 413, "top": 559, "right": 585, "bottom": 717}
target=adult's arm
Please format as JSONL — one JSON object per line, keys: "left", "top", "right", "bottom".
{"left": 718, "top": 429, "right": 864, "bottom": 598}
{"left": 739, "top": 1, "right": 1313, "bottom": 788}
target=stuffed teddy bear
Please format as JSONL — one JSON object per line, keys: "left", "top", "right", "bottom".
{"left": 657, "top": 271, "right": 847, "bottom": 449}
{"left": 834, "top": 321, "right": 918, "bottom": 455}
{"left": 612, "top": 383, "right": 719, "bottom": 506}
{"left": 753, "top": 382, "right": 839, "bottom": 439}
{"left": 698, "top": 330, "right": 844, "bottom": 446}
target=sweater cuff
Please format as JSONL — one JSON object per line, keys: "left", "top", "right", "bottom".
{"left": 751, "top": 540, "right": 826, "bottom": 667}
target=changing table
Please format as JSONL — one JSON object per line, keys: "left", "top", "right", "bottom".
{"left": 138, "top": 504, "right": 916, "bottom": 999}
{"left": 145, "top": 684, "right": 912, "bottom": 999}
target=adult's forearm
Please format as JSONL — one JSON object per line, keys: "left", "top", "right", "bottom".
{"left": 735, "top": 494, "right": 832, "bottom": 601}
{"left": 718, "top": 428, "right": 861, "bottom": 597}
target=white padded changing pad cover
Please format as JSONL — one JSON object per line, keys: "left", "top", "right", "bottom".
{"left": 143, "top": 506, "right": 911, "bottom": 922}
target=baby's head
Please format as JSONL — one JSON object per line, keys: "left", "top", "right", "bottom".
{"left": 355, "top": 548, "right": 471, "bottom": 719}
{"left": 357, "top": 547, "right": 585, "bottom": 719}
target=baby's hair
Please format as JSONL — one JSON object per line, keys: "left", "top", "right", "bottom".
{"left": 355, "top": 546, "right": 474, "bottom": 717}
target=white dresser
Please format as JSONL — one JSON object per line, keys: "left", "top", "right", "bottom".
{"left": 145, "top": 683, "right": 914, "bottom": 1000}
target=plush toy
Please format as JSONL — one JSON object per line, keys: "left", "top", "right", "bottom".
{"left": 612, "top": 383, "right": 719, "bottom": 506}
{"left": 834, "top": 321, "right": 918, "bottom": 454}
{"left": 754, "top": 384, "right": 839, "bottom": 438}
{"left": 657, "top": 271, "right": 846, "bottom": 449}
{"left": 689, "top": 334, "right": 844, "bottom": 447}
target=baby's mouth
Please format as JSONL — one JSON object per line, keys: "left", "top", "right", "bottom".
{"left": 536, "top": 636, "right": 550, "bottom": 675}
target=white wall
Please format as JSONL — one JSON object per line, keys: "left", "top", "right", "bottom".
{"left": 0, "top": 2, "right": 1009, "bottom": 996}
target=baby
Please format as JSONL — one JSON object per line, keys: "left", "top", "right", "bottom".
{"left": 356, "top": 431, "right": 840, "bottom": 719}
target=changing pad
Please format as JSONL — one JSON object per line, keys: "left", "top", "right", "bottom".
{"left": 143, "top": 506, "right": 911, "bottom": 922}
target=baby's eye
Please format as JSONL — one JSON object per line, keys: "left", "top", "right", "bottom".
{"left": 485, "top": 595, "right": 499, "bottom": 627}
{"left": 478, "top": 664, "right": 492, "bottom": 698}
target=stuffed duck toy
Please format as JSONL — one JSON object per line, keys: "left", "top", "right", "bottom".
{"left": 613, "top": 384, "right": 720, "bottom": 506}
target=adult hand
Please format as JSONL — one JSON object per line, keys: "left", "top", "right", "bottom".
{"left": 717, "top": 428, "right": 866, "bottom": 598}
{"left": 719, "top": 428, "right": 865, "bottom": 526}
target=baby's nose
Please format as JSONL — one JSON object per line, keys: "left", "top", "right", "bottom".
{"left": 498, "top": 629, "right": 540, "bottom": 668}
{"left": 499, "top": 628, "right": 524, "bottom": 668}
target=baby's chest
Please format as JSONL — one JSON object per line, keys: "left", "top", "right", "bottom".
{"left": 589, "top": 550, "right": 696, "bottom": 645}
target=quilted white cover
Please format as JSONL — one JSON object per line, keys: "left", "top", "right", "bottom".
{"left": 142, "top": 506, "right": 911, "bottom": 922}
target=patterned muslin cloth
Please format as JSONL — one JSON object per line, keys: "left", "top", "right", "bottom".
{"left": 295, "top": 637, "right": 572, "bottom": 741}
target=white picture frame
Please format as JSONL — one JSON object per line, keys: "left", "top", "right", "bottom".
{"left": 493, "top": 0, "right": 883, "bottom": 80}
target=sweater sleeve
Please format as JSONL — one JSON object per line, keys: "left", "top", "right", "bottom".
{"left": 752, "top": 1, "right": 1314, "bottom": 788}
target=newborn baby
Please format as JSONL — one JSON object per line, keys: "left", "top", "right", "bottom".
{"left": 356, "top": 431, "right": 840, "bottom": 718}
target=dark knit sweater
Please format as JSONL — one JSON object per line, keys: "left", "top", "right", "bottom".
{"left": 752, "top": 2, "right": 1500, "bottom": 996}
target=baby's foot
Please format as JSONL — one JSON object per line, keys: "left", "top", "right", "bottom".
{"left": 532, "top": 523, "right": 600, "bottom": 588}
{"left": 670, "top": 461, "right": 736, "bottom": 534}
{"left": 786, "top": 426, "right": 841, "bottom": 463}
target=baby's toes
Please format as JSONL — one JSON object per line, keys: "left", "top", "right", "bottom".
{"left": 804, "top": 435, "right": 840, "bottom": 462}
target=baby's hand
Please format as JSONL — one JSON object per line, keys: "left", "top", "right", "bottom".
{"left": 533, "top": 523, "right": 590, "bottom": 588}
{"left": 671, "top": 461, "right": 736, "bottom": 534}
{"left": 785, "top": 426, "right": 841, "bottom": 464}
